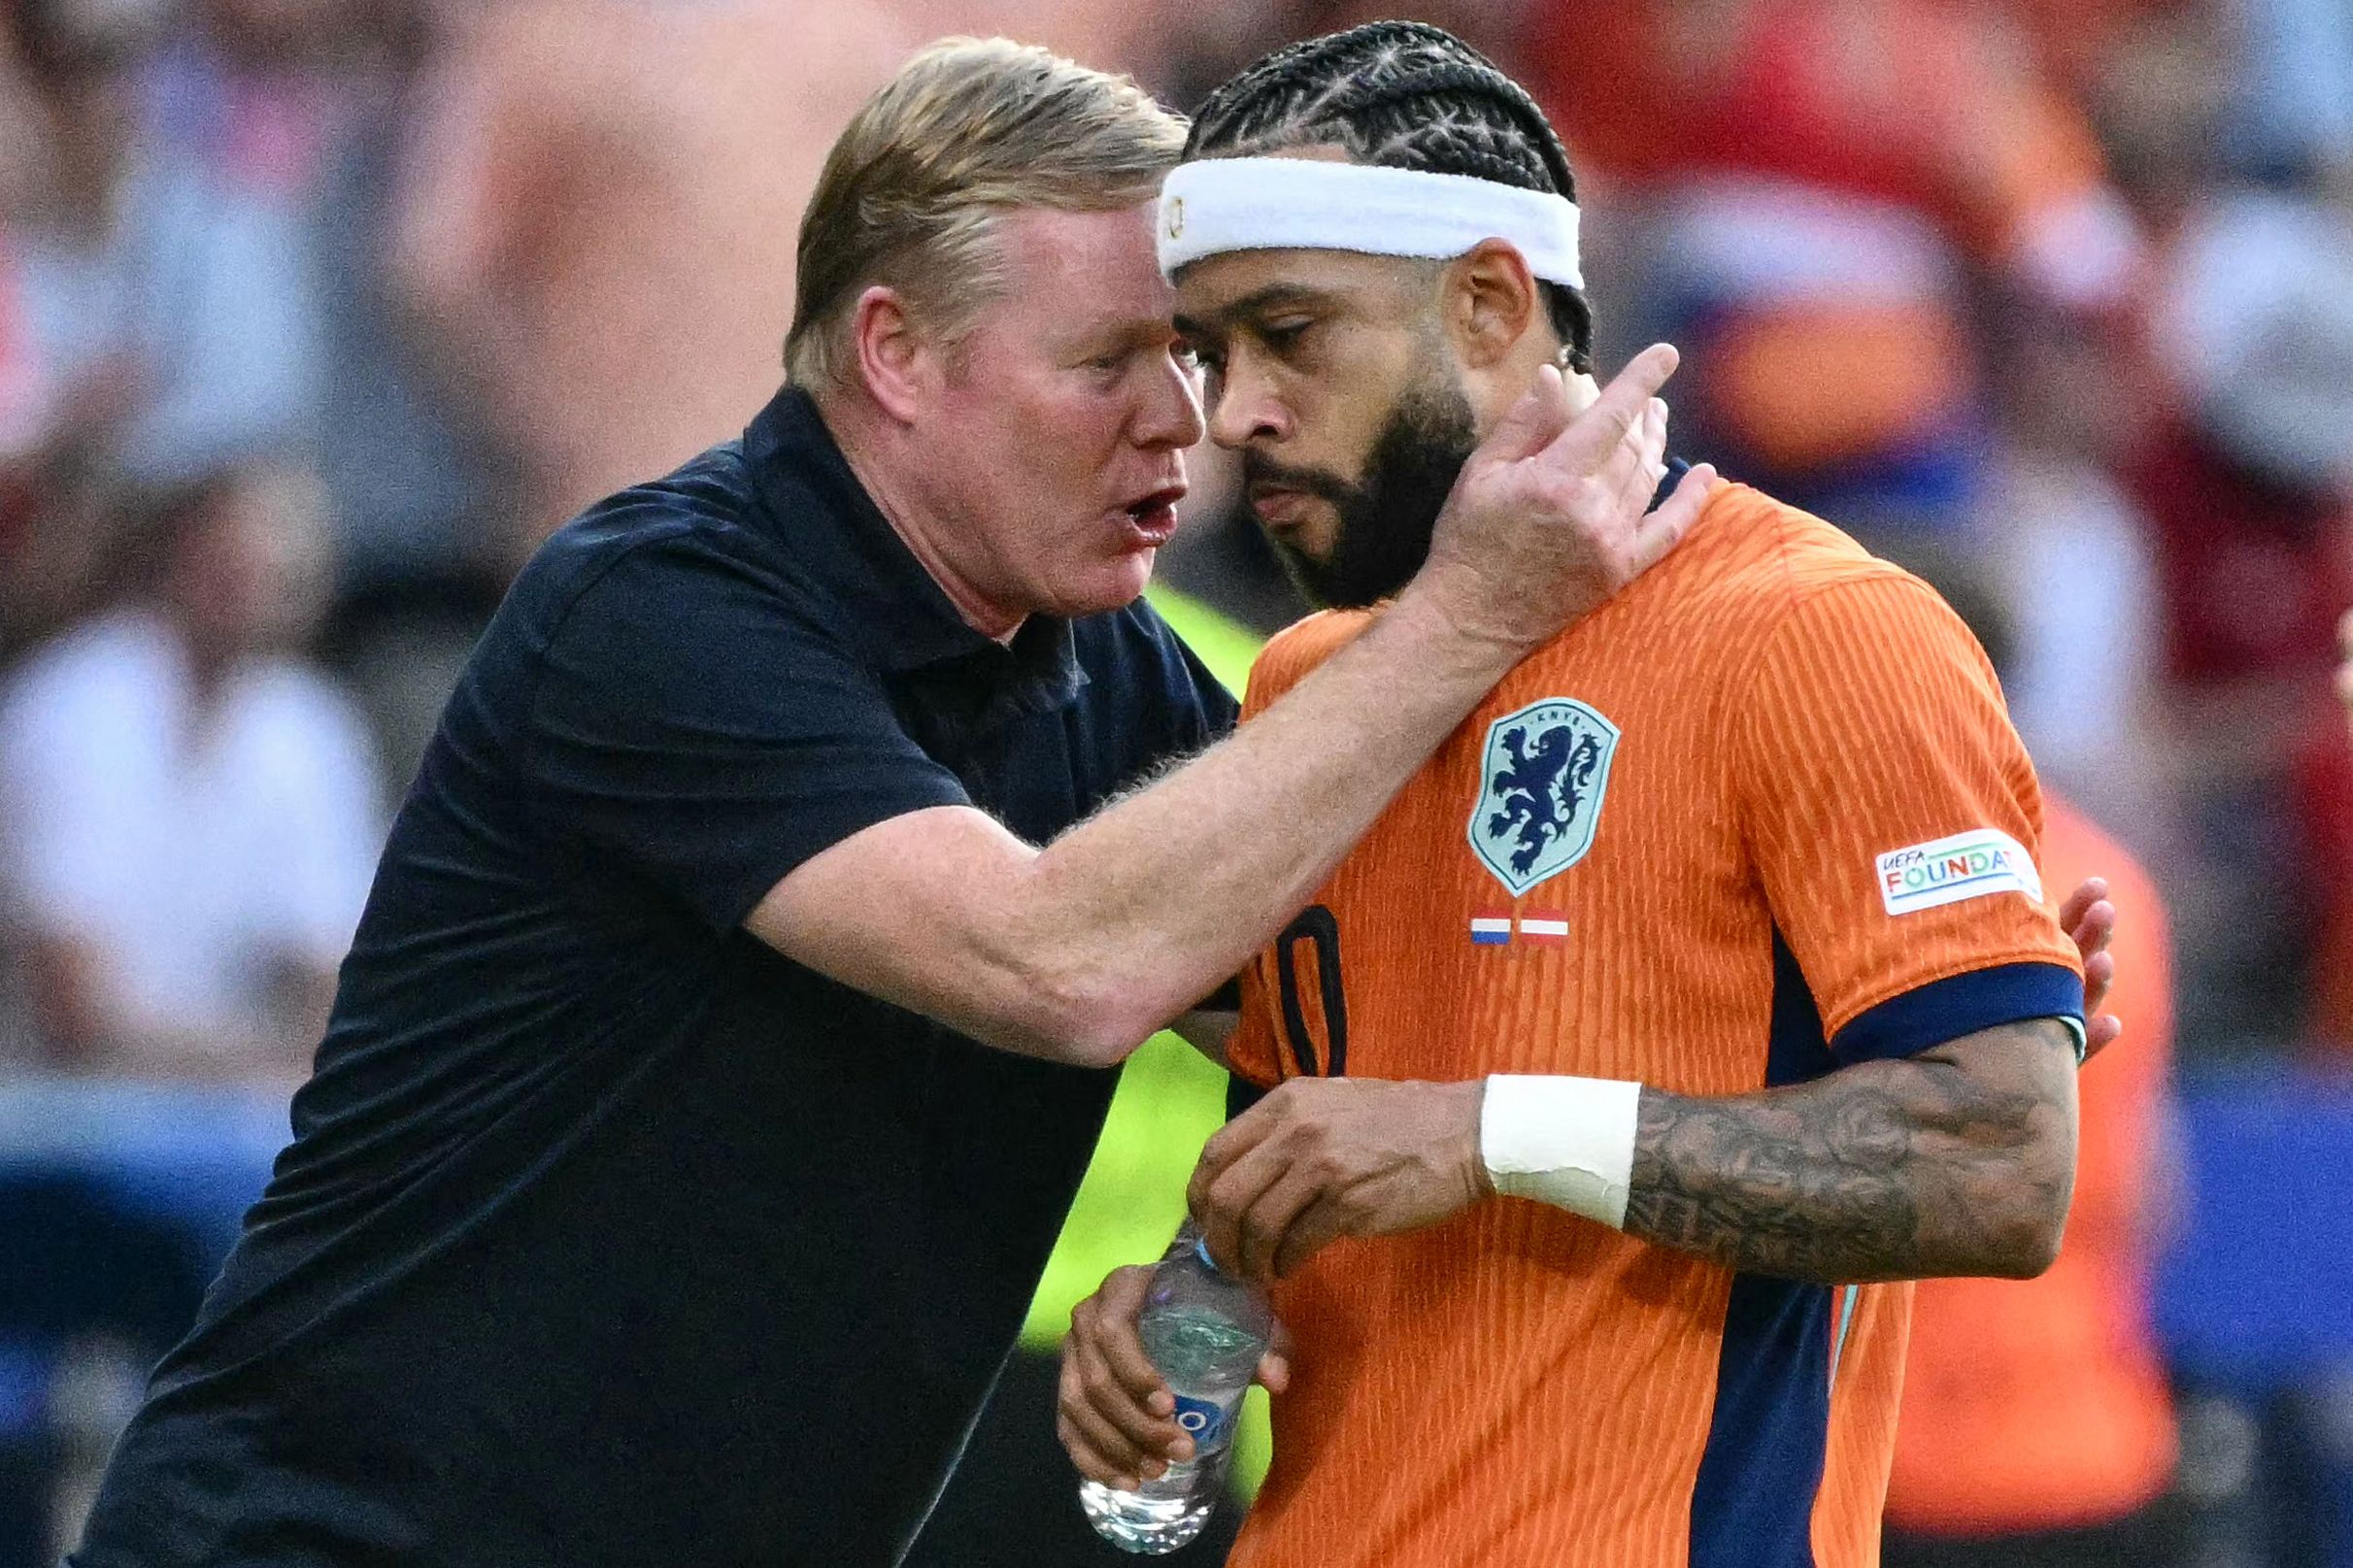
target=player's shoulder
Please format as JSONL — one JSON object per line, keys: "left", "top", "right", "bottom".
{"left": 1687, "top": 483, "right": 1916, "bottom": 610}
{"left": 1242, "top": 608, "right": 1378, "bottom": 715}
{"left": 1680, "top": 483, "right": 1976, "bottom": 661}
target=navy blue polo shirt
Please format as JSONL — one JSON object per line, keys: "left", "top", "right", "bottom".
{"left": 69, "top": 388, "right": 1239, "bottom": 1568}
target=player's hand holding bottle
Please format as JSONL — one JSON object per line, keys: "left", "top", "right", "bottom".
{"left": 1060, "top": 1226, "right": 1291, "bottom": 1551}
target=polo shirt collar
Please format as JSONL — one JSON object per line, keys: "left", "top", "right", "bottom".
{"left": 743, "top": 386, "right": 1084, "bottom": 701}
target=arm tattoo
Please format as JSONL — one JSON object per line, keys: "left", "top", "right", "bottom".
{"left": 1620, "top": 1019, "right": 2079, "bottom": 1284}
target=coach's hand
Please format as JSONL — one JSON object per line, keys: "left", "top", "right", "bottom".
{"left": 1058, "top": 1266, "right": 1291, "bottom": 1491}
{"left": 2062, "top": 877, "right": 2120, "bottom": 1061}
{"left": 1410, "top": 346, "right": 1717, "bottom": 658}
{"left": 1189, "top": 1078, "right": 1491, "bottom": 1284}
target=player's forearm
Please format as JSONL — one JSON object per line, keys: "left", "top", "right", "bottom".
{"left": 1618, "top": 1020, "right": 2080, "bottom": 1284}
{"left": 1012, "top": 585, "right": 1527, "bottom": 1056}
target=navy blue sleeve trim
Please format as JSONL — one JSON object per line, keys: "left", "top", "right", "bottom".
{"left": 1832, "top": 961, "right": 2085, "bottom": 1064}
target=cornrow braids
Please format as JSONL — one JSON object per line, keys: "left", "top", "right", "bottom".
{"left": 1185, "top": 20, "right": 1594, "bottom": 372}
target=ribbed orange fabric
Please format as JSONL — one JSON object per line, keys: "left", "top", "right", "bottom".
{"left": 1224, "top": 484, "right": 2082, "bottom": 1568}
{"left": 1885, "top": 798, "right": 2177, "bottom": 1535}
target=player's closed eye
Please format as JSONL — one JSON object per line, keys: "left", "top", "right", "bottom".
{"left": 1256, "top": 319, "right": 1312, "bottom": 354}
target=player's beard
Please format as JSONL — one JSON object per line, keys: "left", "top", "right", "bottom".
{"left": 1243, "top": 368, "right": 1480, "bottom": 612}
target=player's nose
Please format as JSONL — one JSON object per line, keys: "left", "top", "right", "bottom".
{"left": 1207, "top": 357, "right": 1290, "bottom": 450}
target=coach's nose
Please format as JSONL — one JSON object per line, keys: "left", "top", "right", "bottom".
{"left": 1135, "top": 344, "right": 1205, "bottom": 451}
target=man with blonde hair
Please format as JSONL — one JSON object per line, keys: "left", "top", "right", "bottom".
{"left": 65, "top": 36, "right": 1700, "bottom": 1568}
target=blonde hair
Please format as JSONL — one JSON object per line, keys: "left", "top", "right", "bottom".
{"left": 784, "top": 37, "right": 1187, "bottom": 392}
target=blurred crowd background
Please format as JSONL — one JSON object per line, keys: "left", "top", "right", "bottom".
{"left": 0, "top": 0, "right": 2349, "bottom": 1563}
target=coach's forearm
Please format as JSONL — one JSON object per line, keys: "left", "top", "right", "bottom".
{"left": 1012, "top": 584, "right": 1521, "bottom": 1058}
{"left": 1618, "top": 1020, "right": 2080, "bottom": 1284}
{"left": 749, "top": 584, "right": 1537, "bottom": 1066}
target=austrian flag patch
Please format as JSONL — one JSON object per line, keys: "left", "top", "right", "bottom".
{"left": 1875, "top": 829, "right": 2043, "bottom": 916}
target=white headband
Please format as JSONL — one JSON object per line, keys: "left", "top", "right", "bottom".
{"left": 1157, "top": 156, "right": 1583, "bottom": 289}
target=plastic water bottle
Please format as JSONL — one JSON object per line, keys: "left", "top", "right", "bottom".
{"left": 1078, "top": 1221, "right": 1272, "bottom": 1554}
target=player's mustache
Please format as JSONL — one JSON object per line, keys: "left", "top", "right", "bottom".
{"left": 1239, "top": 451, "right": 1360, "bottom": 508}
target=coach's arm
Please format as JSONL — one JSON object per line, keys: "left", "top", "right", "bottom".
{"left": 756, "top": 359, "right": 1712, "bottom": 1068}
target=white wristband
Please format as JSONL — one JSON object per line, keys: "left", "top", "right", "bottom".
{"left": 1479, "top": 1075, "right": 1642, "bottom": 1229}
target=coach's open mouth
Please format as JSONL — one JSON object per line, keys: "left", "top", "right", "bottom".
{"left": 1122, "top": 485, "right": 1186, "bottom": 547}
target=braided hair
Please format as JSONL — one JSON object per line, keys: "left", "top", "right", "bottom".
{"left": 1185, "top": 21, "right": 1594, "bottom": 373}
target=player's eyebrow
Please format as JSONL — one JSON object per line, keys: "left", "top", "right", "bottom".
{"left": 1173, "top": 283, "right": 1342, "bottom": 341}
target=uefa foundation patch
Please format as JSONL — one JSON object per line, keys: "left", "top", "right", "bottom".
{"left": 1875, "top": 829, "right": 2042, "bottom": 916}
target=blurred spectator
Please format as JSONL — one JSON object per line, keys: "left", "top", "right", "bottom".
{"left": 386, "top": 0, "right": 1178, "bottom": 562}
{"left": 1524, "top": 0, "right": 2144, "bottom": 536}
{"left": 303, "top": 0, "right": 499, "bottom": 593}
{"left": 2133, "top": 184, "right": 2353, "bottom": 698}
{"left": 2339, "top": 609, "right": 2353, "bottom": 739}
{"left": 143, "top": 0, "right": 363, "bottom": 201}
{"left": 0, "top": 223, "right": 40, "bottom": 459}
{"left": 2297, "top": 609, "right": 2353, "bottom": 1051}
{"left": 3, "top": 0, "right": 327, "bottom": 484}
{"left": 1970, "top": 285, "right": 2168, "bottom": 838}
{"left": 1885, "top": 789, "right": 2183, "bottom": 1566}
{"left": 2231, "top": 0, "right": 2353, "bottom": 186}
{"left": 386, "top": 0, "right": 921, "bottom": 556}
{"left": 0, "top": 460, "right": 380, "bottom": 1083}
{"left": 2060, "top": 0, "right": 2353, "bottom": 1050}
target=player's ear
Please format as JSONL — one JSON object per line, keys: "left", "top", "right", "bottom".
{"left": 1441, "top": 240, "right": 1541, "bottom": 373}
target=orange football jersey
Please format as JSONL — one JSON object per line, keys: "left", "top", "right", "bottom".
{"left": 1223, "top": 481, "right": 2085, "bottom": 1568}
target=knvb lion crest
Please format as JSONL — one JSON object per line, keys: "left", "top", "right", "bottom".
{"left": 1467, "top": 698, "right": 1620, "bottom": 895}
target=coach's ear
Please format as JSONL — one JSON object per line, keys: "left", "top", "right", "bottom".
{"left": 850, "top": 284, "right": 936, "bottom": 424}
{"left": 1440, "top": 239, "right": 1542, "bottom": 374}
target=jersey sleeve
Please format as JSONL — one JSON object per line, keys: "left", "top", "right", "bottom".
{"left": 526, "top": 536, "right": 971, "bottom": 935}
{"left": 1735, "top": 574, "right": 2084, "bottom": 1063}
